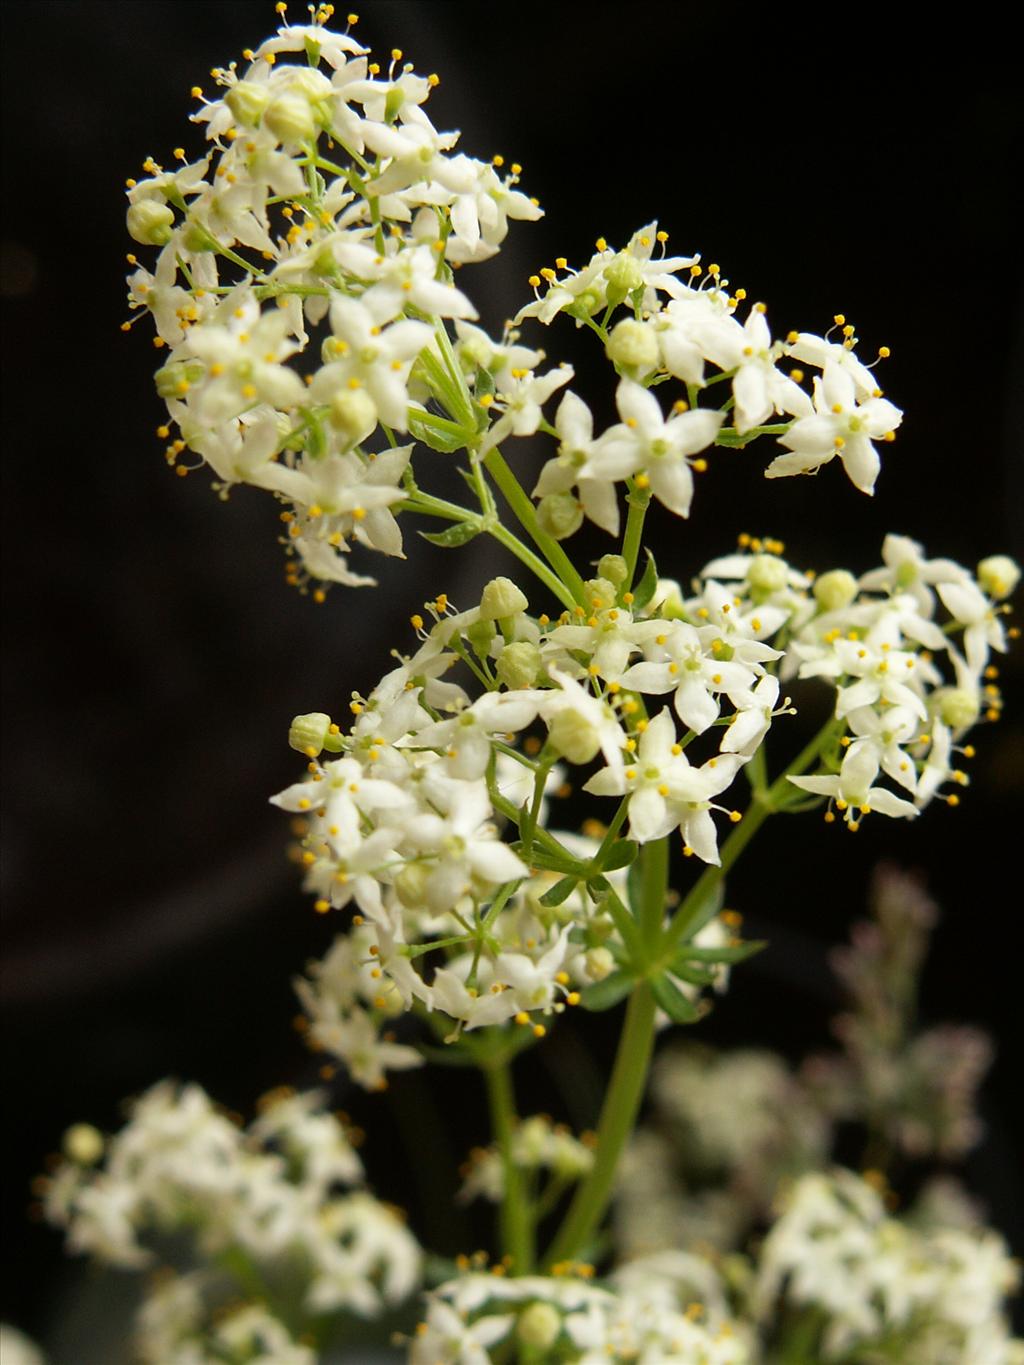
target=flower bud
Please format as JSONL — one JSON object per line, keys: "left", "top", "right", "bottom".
{"left": 369, "top": 977, "right": 405, "bottom": 1019}
{"left": 585, "top": 946, "right": 615, "bottom": 981}
{"left": 289, "top": 712, "right": 332, "bottom": 756}
{"left": 126, "top": 199, "right": 175, "bottom": 246}
{"left": 480, "top": 576, "right": 529, "bottom": 620}
{"left": 329, "top": 388, "right": 377, "bottom": 444}
{"left": 650, "top": 578, "right": 686, "bottom": 619}
{"left": 496, "top": 642, "right": 542, "bottom": 689}
{"left": 394, "top": 862, "right": 430, "bottom": 909}
{"left": 597, "top": 554, "right": 628, "bottom": 588}
{"left": 603, "top": 252, "right": 644, "bottom": 302}
{"left": 63, "top": 1124, "right": 104, "bottom": 1166}
{"left": 466, "top": 618, "right": 496, "bottom": 658}
{"left": 154, "top": 358, "right": 205, "bottom": 398}
{"left": 516, "top": 1302, "right": 562, "bottom": 1350}
{"left": 747, "top": 554, "right": 788, "bottom": 595}
{"left": 547, "top": 709, "right": 600, "bottom": 765}
{"left": 814, "top": 569, "right": 858, "bottom": 612}
{"left": 605, "top": 318, "right": 658, "bottom": 373}
{"left": 567, "top": 288, "right": 602, "bottom": 319}
{"left": 264, "top": 92, "right": 317, "bottom": 146}
{"left": 585, "top": 577, "right": 618, "bottom": 609}
{"left": 536, "top": 492, "right": 583, "bottom": 541}
{"left": 931, "top": 687, "right": 980, "bottom": 730}
{"left": 977, "top": 555, "right": 1020, "bottom": 600}
{"left": 225, "top": 80, "right": 270, "bottom": 128}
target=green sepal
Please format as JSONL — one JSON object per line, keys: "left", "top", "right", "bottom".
{"left": 419, "top": 521, "right": 483, "bottom": 548}
{"left": 579, "top": 971, "right": 634, "bottom": 1012}
{"left": 598, "top": 839, "right": 638, "bottom": 873}
{"left": 539, "top": 876, "right": 578, "bottom": 908}
{"left": 631, "top": 549, "right": 659, "bottom": 611}
{"left": 408, "top": 410, "right": 471, "bottom": 453}
{"left": 650, "top": 973, "right": 701, "bottom": 1024}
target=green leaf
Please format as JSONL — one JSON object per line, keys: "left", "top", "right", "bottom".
{"left": 408, "top": 410, "right": 471, "bottom": 453}
{"left": 679, "top": 878, "right": 725, "bottom": 941}
{"left": 665, "top": 960, "right": 717, "bottom": 987}
{"left": 631, "top": 549, "right": 659, "bottom": 611}
{"left": 650, "top": 973, "right": 701, "bottom": 1024}
{"left": 580, "top": 971, "right": 633, "bottom": 1012}
{"left": 682, "top": 939, "right": 767, "bottom": 965}
{"left": 539, "top": 876, "right": 578, "bottom": 908}
{"left": 598, "top": 839, "right": 638, "bottom": 873}
{"left": 419, "top": 521, "right": 483, "bottom": 548}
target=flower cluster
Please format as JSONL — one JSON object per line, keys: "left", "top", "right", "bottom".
{"left": 755, "top": 1170, "right": 1023, "bottom": 1363}
{"left": 41, "top": 1083, "right": 421, "bottom": 1334}
{"left": 411, "top": 1265, "right": 750, "bottom": 1364}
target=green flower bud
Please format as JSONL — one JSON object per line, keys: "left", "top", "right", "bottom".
{"left": 154, "top": 358, "right": 204, "bottom": 399}
{"left": 814, "top": 569, "right": 858, "bottom": 612}
{"left": 651, "top": 578, "right": 686, "bottom": 619}
{"left": 496, "top": 642, "right": 542, "bottom": 689}
{"left": 480, "top": 576, "right": 529, "bottom": 620}
{"left": 465, "top": 618, "right": 495, "bottom": 658}
{"left": 548, "top": 710, "right": 600, "bottom": 765}
{"left": 585, "top": 946, "right": 615, "bottom": 981}
{"left": 584, "top": 576, "right": 618, "bottom": 609}
{"left": 605, "top": 318, "right": 659, "bottom": 372}
{"left": 536, "top": 492, "right": 583, "bottom": 541}
{"left": 225, "top": 80, "right": 270, "bottom": 128}
{"left": 747, "top": 554, "right": 788, "bottom": 594}
{"left": 180, "top": 220, "right": 220, "bottom": 255}
{"left": 597, "top": 554, "right": 628, "bottom": 588}
{"left": 329, "top": 388, "right": 377, "bottom": 443}
{"left": 603, "top": 251, "right": 644, "bottom": 302}
{"left": 63, "top": 1123, "right": 104, "bottom": 1166}
{"left": 126, "top": 199, "right": 175, "bottom": 246}
{"left": 288, "top": 712, "right": 333, "bottom": 756}
{"left": 264, "top": 92, "right": 317, "bottom": 146}
{"left": 516, "top": 1302, "right": 562, "bottom": 1350}
{"left": 370, "top": 977, "right": 405, "bottom": 1019}
{"left": 931, "top": 687, "right": 980, "bottom": 730}
{"left": 567, "top": 288, "right": 602, "bottom": 319}
{"left": 977, "top": 554, "right": 1020, "bottom": 600}
{"left": 456, "top": 333, "right": 493, "bottom": 372}
{"left": 394, "top": 862, "right": 430, "bottom": 909}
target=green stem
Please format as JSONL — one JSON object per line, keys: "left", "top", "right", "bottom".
{"left": 490, "top": 522, "right": 577, "bottom": 611}
{"left": 621, "top": 482, "right": 652, "bottom": 590}
{"left": 484, "top": 1058, "right": 534, "bottom": 1272}
{"left": 483, "top": 448, "right": 588, "bottom": 606}
{"left": 638, "top": 835, "right": 669, "bottom": 950}
{"left": 541, "top": 983, "right": 657, "bottom": 1268}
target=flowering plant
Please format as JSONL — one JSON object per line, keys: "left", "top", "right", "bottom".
{"left": 35, "top": 7, "right": 1021, "bottom": 1361}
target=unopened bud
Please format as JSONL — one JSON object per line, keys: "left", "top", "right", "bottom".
{"left": 480, "top": 576, "right": 529, "bottom": 620}
{"left": 650, "top": 577, "right": 686, "bottom": 619}
{"left": 225, "top": 80, "right": 270, "bottom": 128}
{"left": 288, "top": 712, "right": 333, "bottom": 756}
{"left": 516, "top": 1301, "right": 562, "bottom": 1349}
{"left": 126, "top": 199, "right": 175, "bottom": 246}
{"left": 597, "top": 554, "right": 628, "bottom": 588}
{"left": 536, "top": 492, "right": 583, "bottom": 541}
{"left": 547, "top": 709, "right": 600, "bottom": 765}
{"left": 466, "top": 618, "right": 496, "bottom": 658}
{"left": 814, "top": 569, "right": 858, "bottom": 612}
{"left": 585, "top": 946, "right": 615, "bottom": 981}
{"left": 63, "top": 1124, "right": 104, "bottom": 1166}
{"left": 154, "top": 358, "right": 204, "bottom": 398}
{"left": 264, "top": 91, "right": 317, "bottom": 146}
{"left": 932, "top": 687, "right": 980, "bottom": 731}
{"left": 747, "top": 554, "right": 788, "bottom": 595}
{"left": 603, "top": 251, "right": 644, "bottom": 302}
{"left": 394, "top": 862, "right": 430, "bottom": 909}
{"left": 496, "top": 642, "right": 542, "bottom": 689}
{"left": 977, "top": 555, "right": 1020, "bottom": 600}
{"left": 329, "top": 388, "right": 377, "bottom": 444}
{"left": 605, "top": 318, "right": 658, "bottom": 372}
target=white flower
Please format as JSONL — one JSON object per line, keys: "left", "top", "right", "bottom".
{"left": 789, "top": 744, "right": 919, "bottom": 826}
{"left": 766, "top": 365, "right": 901, "bottom": 494}
{"left": 588, "top": 379, "right": 722, "bottom": 518}
{"left": 533, "top": 390, "right": 621, "bottom": 535}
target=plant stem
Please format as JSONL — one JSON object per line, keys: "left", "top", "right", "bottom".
{"left": 541, "top": 982, "right": 657, "bottom": 1268}
{"left": 484, "top": 1057, "right": 534, "bottom": 1272}
{"left": 483, "top": 448, "right": 588, "bottom": 606}
{"left": 621, "top": 482, "right": 651, "bottom": 590}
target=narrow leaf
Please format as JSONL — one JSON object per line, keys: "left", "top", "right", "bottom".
{"left": 539, "top": 876, "right": 578, "bottom": 908}
{"left": 419, "top": 521, "right": 482, "bottom": 548}
{"left": 599, "top": 839, "right": 638, "bottom": 873}
{"left": 408, "top": 411, "right": 470, "bottom": 453}
{"left": 683, "top": 939, "right": 767, "bottom": 965}
{"left": 580, "top": 971, "right": 633, "bottom": 1012}
{"left": 650, "top": 972, "right": 701, "bottom": 1024}
{"left": 631, "top": 549, "right": 659, "bottom": 612}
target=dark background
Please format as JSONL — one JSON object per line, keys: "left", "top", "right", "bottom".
{"left": 2, "top": 2, "right": 1022, "bottom": 1354}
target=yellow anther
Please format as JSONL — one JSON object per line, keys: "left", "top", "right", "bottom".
{"left": 834, "top": 313, "right": 846, "bottom": 326}
{"left": 672, "top": 398, "right": 689, "bottom": 413}
{"left": 878, "top": 345, "right": 891, "bottom": 358}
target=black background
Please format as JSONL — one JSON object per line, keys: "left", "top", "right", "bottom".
{"left": 2, "top": 2, "right": 1022, "bottom": 1352}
